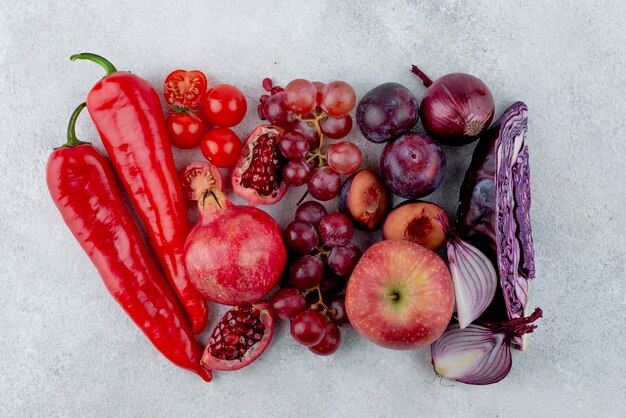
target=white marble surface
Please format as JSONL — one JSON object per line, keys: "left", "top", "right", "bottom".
{"left": 1, "top": 1, "right": 625, "bottom": 417}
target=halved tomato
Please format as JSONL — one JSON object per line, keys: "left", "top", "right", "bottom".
{"left": 164, "top": 70, "right": 208, "bottom": 109}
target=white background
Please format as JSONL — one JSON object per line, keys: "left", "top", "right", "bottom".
{"left": 1, "top": 1, "right": 625, "bottom": 417}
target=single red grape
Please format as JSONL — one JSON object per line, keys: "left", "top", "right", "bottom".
{"left": 309, "top": 321, "right": 341, "bottom": 355}
{"left": 278, "top": 131, "right": 309, "bottom": 160}
{"left": 263, "top": 92, "right": 293, "bottom": 126}
{"left": 284, "top": 221, "right": 318, "bottom": 254}
{"left": 284, "top": 160, "right": 311, "bottom": 186}
{"left": 284, "top": 79, "right": 318, "bottom": 114}
{"left": 289, "top": 255, "right": 324, "bottom": 289}
{"left": 327, "top": 141, "right": 363, "bottom": 174}
{"left": 318, "top": 213, "right": 354, "bottom": 247}
{"left": 295, "top": 201, "right": 328, "bottom": 227}
{"left": 320, "top": 114, "right": 353, "bottom": 139}
{"left": 307, "top": 167, "right": 341, "bottom": 201}
{"left": 328, "top": 244, "right": 362, "bottom": 277}
{"left": 271, "top": 288, "right": 306, "bottom": 320}
{"left": 321, "top": 81, "right": 356, "bottom": 117}
{"left": 291, "top": 310, "right": 327, "bottom": 347}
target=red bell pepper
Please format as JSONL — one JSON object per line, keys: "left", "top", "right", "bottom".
{"left": 46, "top": 104, "right": 211, "bottom": 381}
{"left": 71, "top": 53, "right": 208, "bottom": 334}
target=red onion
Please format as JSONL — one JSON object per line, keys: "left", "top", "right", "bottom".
{"left": 411, "top": 65, "right": 494, "bottom": 146}
{"left": 431, "top": 308, "right": 542, "bottom": 385}
{"left": 447, "top": 235, "right": 497, "bottom": 328}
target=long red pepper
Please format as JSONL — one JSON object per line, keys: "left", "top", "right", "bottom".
{"left": 46, "top": 104, "right": 211, "bottom": 381}
{"left": 70, "top": 53, "right": 208, "bottom": 334}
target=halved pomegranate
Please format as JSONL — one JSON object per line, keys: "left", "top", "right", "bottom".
{"left": 201, "top": 302, "right": 275, "bottom": 371}
{"left": 179, "top": 161, "right": 224, "bottom": 201}
{"left": 232, "top": 125, "right": 288, "bottom": 205}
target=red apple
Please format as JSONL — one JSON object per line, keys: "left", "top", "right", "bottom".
{"left": 345, "top": 240, "right": 454, "bottom": 349}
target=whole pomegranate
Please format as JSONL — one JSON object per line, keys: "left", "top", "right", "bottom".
{"left": 232, "top": 124, "right": 288, "bottom": 205}
{"left": 184, "top": 189, "right": 287, "bottom": 305}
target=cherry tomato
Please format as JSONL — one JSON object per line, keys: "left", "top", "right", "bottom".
{"left": 164, "top": 69, "right": 208, "bottom": 109}
{"left": 166, "top": 112, "right": 205, "bottom": 149}
{"left": 202, "top": 84, "right": 247, "bottom": 127}
{"left": 200, "top": 127, "right": 242, "bottom": 167}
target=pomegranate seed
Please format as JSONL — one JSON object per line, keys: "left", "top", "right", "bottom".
{"left": 207, "top": 305, "right": 266, "bottom": 360}
{"left": 262, "top": 78, "right": 273, "bottom": 92}
{"left": 240, "top": 133, "right": 285, "bottom": 197}
{"left": 270, "top": 86, "right": 284, "bottom": 95}
{"left": 258, "top": 104, "right": 266, "bottom": 120}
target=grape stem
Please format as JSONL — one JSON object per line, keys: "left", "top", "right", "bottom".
{"left": 300, "top": 284, "right": 337, "bottom": 317}
{"left": 296, "top": 190, "right": 309, "bottom": 206}
{"left": 295, "top": 109, "right": 328, "bottom": 166}
{"left": 313, "top": 244, "right": 331, "bottom": 259}
{"left": 293, "top": 109, "right": 329, "bottom": 206}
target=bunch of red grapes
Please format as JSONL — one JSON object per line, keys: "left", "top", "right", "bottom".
{"left": 258, "top": 78, "right": 363, "bottom": 200}
{"left": 271, "top": 201, "right": 362, "bottom": 355}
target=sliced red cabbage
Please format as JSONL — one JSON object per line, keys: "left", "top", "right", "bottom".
{"left": 457, "top": 101, "right": 535, "bottom": 347}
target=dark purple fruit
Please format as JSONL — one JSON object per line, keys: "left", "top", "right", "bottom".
{"left": 295, "top": 201, "right": 328, "bottom": 227}
{"left": 271, "top": 288, "right": 306, "bottom": 320}
{"left": 380, "top": 132, "right": 446, "bottom": 199}
{"left": 338, "top": 169, "right": 390, "bottom": 231}
{"left": 283, "top": 221, "right": 318, "bottom": 254}
{"left": 289, "top": 255, "right": 324, "bottom": 289}
{"left": 356, "top": 83, "right": 419, "bottom": 143}
{"left": 308, "top": 166, "right": 341, "bottom": 201}
{"left": 309, "top": 321, "right": 341, "bottom": 355}
{"left": 318, "top": 213, "right": 354, "bottom": 247}
{"left": 327, "top": 244, "right": 362, "bottom": 277}
{"left": 319, "top": 272, "right": 346, "bottom": 296}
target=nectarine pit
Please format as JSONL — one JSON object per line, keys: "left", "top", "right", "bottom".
{"left": 405, "top": 215, "right": 433, "bottom": 243}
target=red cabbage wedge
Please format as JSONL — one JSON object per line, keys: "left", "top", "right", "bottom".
{"left": 457, "top": 101, "right": 535, "bottom": 349}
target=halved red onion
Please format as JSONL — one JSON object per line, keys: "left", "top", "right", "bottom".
{"left": 431, "top": 308, "right": 542, "bottom": 385}
{"left": 447, "top": 236, "right": 497, "bottom": 328}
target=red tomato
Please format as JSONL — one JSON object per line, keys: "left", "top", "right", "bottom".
{"left": 166, "top": 112, "right": 205, "bottom": 149}
{"left": 200, "top": 128, "right": 242, "bottom": 167}
{"left": 202, "top": 84, "right": 247, "bottom": 127}
{"left": 164, "top": 70, "right": 208, "bottom": 109}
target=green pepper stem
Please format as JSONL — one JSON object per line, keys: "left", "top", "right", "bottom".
{"left": 63, "top": 103, "right": 89, "bottom": 147}
{"left": 70, "top": 53, "right": 117, "bottom": 76}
